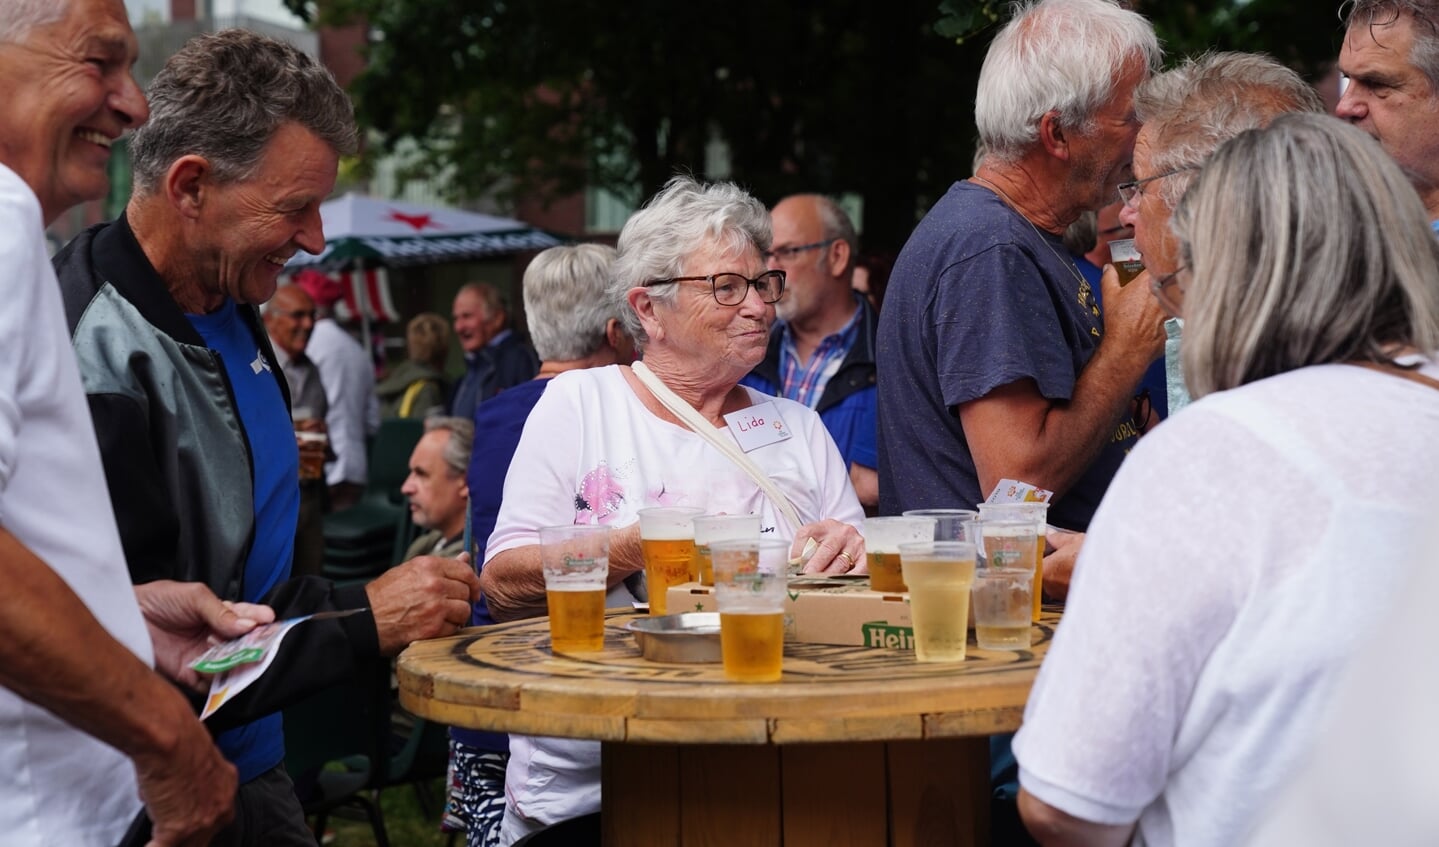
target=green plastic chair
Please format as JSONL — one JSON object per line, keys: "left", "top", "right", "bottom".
{"left": 322, "top": 418, "right": 424, "bottom": 579}
{"left": 284, "top": 659, "right": 392, "bottom": 845}
{"left": 284, "top": 655, "right": 452, "bottom": 845}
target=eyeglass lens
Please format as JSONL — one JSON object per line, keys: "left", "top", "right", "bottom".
{"left": 712, "top": 272, "right": 784, "bottom": 305}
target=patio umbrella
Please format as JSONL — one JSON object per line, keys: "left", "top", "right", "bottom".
{"left": 285, "top": 192, "right": 564, "bottom": 269}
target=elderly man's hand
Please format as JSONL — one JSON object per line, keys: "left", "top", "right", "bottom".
{"left": 133, "top": 686, "right": 238, "bottom": 847}
{"left": 794, "top": 519, "right": 866, "bottom": 575}
{"left": 1102, "top": 264, "right": 1167, "bottom": 363}
{"left": 367, "top": 553, "right": 482, "bottom": 655}
{"left": 1042, "top": 530, "right": 1084, "bottom": 602}
{"left": 134, "top": 581, "right": 275, "bottom": 692}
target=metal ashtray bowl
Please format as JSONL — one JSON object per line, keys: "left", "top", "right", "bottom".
{"left": 625, "top": 613, "right": 722, "bottom": 664}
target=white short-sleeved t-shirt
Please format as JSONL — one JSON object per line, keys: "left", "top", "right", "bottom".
{"left": 489, "top": 364, "right": 864, "bottom": 829}
{"left": 1015, "top": 360, "right": 1439, "bottom": 847}
{"left": 0, "top": 165, "right": 152, "bottom": 845}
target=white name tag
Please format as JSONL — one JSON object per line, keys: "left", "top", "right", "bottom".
{"left": 724, "top": 400, "right": 793, "bottom": 452}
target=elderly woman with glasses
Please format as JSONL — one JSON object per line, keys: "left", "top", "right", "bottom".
{"left": 479, "top": 175, "right": 865, "bottom": 843}
{"left": 1014, "top": 113, "right": 1439, "bottom": 847}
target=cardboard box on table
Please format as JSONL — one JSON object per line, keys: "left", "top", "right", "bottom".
{"left": 666, "top": 576, "right": 917, "bottom": 648}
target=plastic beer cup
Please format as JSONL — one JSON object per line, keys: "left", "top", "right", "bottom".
{"left": 977, "top": 502, "right": 1048, "bottom": 621}
{"left": 636, "top": 507, "right": 703, "bottom": 616}
{"left": 898, "top": 541, "right": 977, "bottom": 662}
{"left": 538, "top": 525, "right": 610, "bottom": 654}
{"left": 692, "top": 514, "right": 761, "bottom": 586}
{"left": 710, "top": 539, "right": 788, "bottom": 682}
{"left": 901, "top": 509, "right": 980, "bottom": 543}
{"left": 972, "top": 565, "right": 1034, "bottom": 650}
{"left": 1109, "top": 238, "right": 1145, "bottom": 286}
{"left": 863, "top": 516, "right": 936, "bottom": 593}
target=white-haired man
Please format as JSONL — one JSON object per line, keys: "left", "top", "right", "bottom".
{"left": 1337, "top": 0, "right": 1439, "bottom": 227}
{"left": 877, "top": 0, "right": 1166, "bottom": 536}
{"left": 0, "top": 2, "right": 256, "bottom": 844}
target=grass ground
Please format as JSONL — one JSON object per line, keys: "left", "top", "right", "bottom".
{"left": 319, "top": 777, "right": 455, "bottom": 847}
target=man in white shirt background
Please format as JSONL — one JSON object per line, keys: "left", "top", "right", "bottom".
{"left": 296, "top": 269, "right": 381, "bottom": 510}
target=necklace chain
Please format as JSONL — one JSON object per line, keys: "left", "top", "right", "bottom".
{"left": 970, "top": 176, "right": 1088, "bottom": 290}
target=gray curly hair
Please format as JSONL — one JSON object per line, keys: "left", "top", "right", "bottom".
{"left": 129, "top": 28, "right": 357, "bottom": 193}
{"left": 608, "top": 176, "right": 771, "bottom": 349}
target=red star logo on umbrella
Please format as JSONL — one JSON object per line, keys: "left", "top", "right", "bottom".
{"left": 387, "top": 210, "right": 441, "bottom": 231}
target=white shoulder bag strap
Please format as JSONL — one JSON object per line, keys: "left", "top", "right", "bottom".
{"left": 631, "top": 360, "right": 804, "bottom": 534}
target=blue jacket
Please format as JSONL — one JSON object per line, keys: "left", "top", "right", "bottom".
{"left": 741, "top": 296, "right": 878, "bottom": 469}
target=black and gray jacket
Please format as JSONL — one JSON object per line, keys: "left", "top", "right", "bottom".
{"left": 54, "top": 214, "right": 379, "bottom": 730}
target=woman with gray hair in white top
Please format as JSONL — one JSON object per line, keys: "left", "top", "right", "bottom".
{"left": 480, "top": 176, "right": 865, "bottom": 843}
{"left": 1015, "top": 113, "right": 1439, "bottom": 846}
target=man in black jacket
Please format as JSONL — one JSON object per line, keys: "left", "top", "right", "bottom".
{"left": 55, "top": 29, "right": 480, "bottom": 847}
{"left": 449, "top": 281, "right": 540, "bottom": 419}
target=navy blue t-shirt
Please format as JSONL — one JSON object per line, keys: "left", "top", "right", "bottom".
{"left": 465, "top": 377, "right": 550, "bottom": 626}
{"left": 187, "top": 300, "right": 299, "bottom": 783}
{"left": 876, "top": 181, "right": 1140, "bottom": 530}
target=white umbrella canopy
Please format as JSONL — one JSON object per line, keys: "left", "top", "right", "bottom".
{"left": 286, "top": 192, "right": 564, "bottom": 269}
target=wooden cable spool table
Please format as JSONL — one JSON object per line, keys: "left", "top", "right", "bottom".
{"left": 398, "top": 608, "right": 1059, "bottom": 846}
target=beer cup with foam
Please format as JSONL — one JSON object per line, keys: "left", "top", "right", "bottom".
{"left": 710, "top": 538, "right": 788, "bottom": 682}
{"left": 636, "top": 506, "right": 703, "bottom": 615}
{"left": 539, "top": 525, "right": 611, "bottom": 654}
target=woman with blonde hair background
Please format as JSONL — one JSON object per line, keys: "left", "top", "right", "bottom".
{"left": 377, "top": 312, "right": 450, "bottom": 418}
{"left": 1015, "top": 113, "right": 1439, "bottom": 846}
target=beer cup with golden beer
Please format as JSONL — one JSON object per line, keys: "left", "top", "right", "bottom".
{"left": 692, "top": 513, "right": 761, "bottom": 586}
{"left": 863, "top": 516, "right": 937, "bottom": 593}
{"left": 1109, "top": 238, "right": 1145, "bottom": 286}
{"left": 636, "top": 506, "right": 703, "bottom": 616}
{"left": 539, "top": 525, "right": 611, "bottom": 654}
{"left": 710, "top": 538, "right": 788, "bottom": 682}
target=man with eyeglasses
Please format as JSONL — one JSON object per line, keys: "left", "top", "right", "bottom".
{"left": 1338, "top": 0, "right": 1439, "bottom": 229}
{"left": 878, "top": 0, "right": 1163, "bottom": 535}
{"left": 1040, "top": 52, "right": 1322, "bottom": 599}
{"left": 1015, "top": 51, "right": 1325, "bottom": 847}
{"left": 1118, "top": 52, "right": 1322, "bottom": 405}
{"left": 741, "top": 194, "right": 879, "bottom": 509}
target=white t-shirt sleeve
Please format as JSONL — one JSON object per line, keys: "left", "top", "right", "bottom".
{"left": 0, "top": 191, "right": 37, "bottom": 501}
{"left": 1013, "top": 414, "right": 1248, "bottom": 824}
{"left": 486, "top": 375, "right": 588, "bottom": 560}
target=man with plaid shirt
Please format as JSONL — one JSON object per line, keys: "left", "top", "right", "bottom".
{"left": 742, "top": 194, "right": 878, "bottom": 509}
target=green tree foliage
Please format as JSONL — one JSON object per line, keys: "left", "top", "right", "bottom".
{"left": 288, "top": 0, "right": 1343, "bottom": 250}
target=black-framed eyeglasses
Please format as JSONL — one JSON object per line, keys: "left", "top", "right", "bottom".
{"left": 762, "top": 238, "right": 837, "bottom": 263}
{"left": 644, "top": 270, "right": 787, "bottom": 306}
{"left": 278, "top": 309, "right": 317, "bottom": 321}
{"left": 1117, "top": 164, "right": 1201, "bottom": 207}
{"left": 1150, "top": 266, "right": 1187, "bottom": 318}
